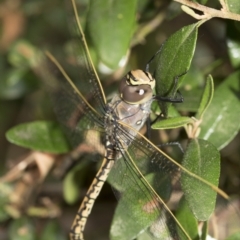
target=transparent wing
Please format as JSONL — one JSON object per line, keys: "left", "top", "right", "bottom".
{"left": 35, "top": 0, "right": 108, "bottom": 148}
{"left": 108, "top": 122, "right": 240, "bottom": 240}
{"left": 108, "top": 126, "right": 188, "bottom": 239}
{"left": 65, "top": 0, "right": 107, "bottom": 115}
{"left": 35, "top": 51, "right": 105, "bottom": 149}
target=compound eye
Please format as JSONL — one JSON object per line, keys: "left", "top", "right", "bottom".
{"left": 127, "top": 70, "right": 155, "bottom": 89}
{"left": 119, "top": 79, "right": 153, "bottom": 104}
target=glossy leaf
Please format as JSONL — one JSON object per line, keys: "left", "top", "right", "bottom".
{"left": 6, "top": 121, "right": 70, "bottom": 153}
{"left": 199, "top": 71, "right": 240, "bottom": 150}
{"left": 181, "top": 138, "right": 220, "bottom": 220}
{"left": 152, "top": 116, "right": 193, "bottom": 129}
{"left": 153, "top": 23, "right": 198, "bottom": 116}
{"left": 87, "top": 0, "right": 137, "bottom": 69}
{"left": 227, "top": 38, "right": 240, "bottom": 68}
{"left": 226, "top": 21, "right": 240, "bottom": 69}
{"left": 195, "top": 74, "right": 214, "bottom": 120}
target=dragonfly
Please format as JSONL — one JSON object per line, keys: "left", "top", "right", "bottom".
{"left": 36, "top": 0, "right": 238, "bottom": 239}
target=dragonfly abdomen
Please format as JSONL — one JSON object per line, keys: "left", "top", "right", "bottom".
{"left": 70, "top": 157, "right": 114, "bottom": 240}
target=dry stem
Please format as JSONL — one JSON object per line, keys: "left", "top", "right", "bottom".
{"left": 174, "top": 0, "right": 240, "bottom": 21}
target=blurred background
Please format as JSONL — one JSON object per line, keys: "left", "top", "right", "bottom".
{"left": 0, "top": 0, "right": 240, "bottom": 239}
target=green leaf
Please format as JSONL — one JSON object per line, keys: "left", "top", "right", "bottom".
{"left": 195, "top": 75, "right": 214, "bottom": 120}
{"left": 175, "top": 197, "right": 199, "bottom": 239}
{"left": 199, "top": 71, "right": 240, "bottom": 150}
{"left": 6, "top": 121, "right": 70, "bottom": 153}
{"left": 9, "top": 217, "right": 35, "bottom": 240}
{"left": 153, "top": 23, "right": 198, "bottom": 116}
{"left": 152, "top": 116, "right": 193, "bottom": 129}
{"left": 181, "top": 138, "right": 220, "bottom": 221}
{"left": 226, "top": 21, "right": 240, "bottom": 68}
{"left": 225, "top": 0, "right": 240, "bottom": 14}
{"left": 87, "top": 0, "right": 137, "bottom": 69}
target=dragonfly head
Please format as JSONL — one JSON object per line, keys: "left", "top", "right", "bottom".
{"left": 119, "top": 70, "right": 155, "bottom": 104}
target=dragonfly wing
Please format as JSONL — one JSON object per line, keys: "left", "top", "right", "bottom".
{"left": 107, "top": 125, "right": 190, "bottom": 240}
{"left": 36, "top": 52, "right": 105, "bottom": 149}
{"left": 65, "top": 0, "right": 107, "bottom": 114}
{"left": 35, "top": 0, "right": 107, "bottom": 149}
{"left": 108, "top": 122, "right": 240, "bottom": 239}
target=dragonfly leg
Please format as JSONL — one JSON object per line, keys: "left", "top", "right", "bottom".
{"left": 69, "top": 157, "right": 114, "bottom": 240}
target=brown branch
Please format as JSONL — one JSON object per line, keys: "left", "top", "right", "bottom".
{"left": 174, "top": 0, "right": 240, "bottom": 21}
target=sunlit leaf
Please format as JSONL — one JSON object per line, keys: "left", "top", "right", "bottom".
{"left": 227, "top": 38, "right": 240, "bottom": 68}
{"left": 199, "top": 71, "right": 240, "bottom": 150}
{"left": 226, "top": 20, "right": 240, "bottom": 68}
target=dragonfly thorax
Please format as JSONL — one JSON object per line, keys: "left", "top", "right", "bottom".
{"left": 104, "top": 70, "right": 155, "bottom": 152}
{"left": 119, "top": 70, "right": 155, "bottom": 104}
{"left": 105, "top": 93, "right": 153, "bottom": 156}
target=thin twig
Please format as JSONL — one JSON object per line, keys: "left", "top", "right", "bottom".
{"left": 174, "top": 0, "right": 240, "bottom": 21}
{"left": 219, "top": 0, "right": 228, "bottom": 11}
